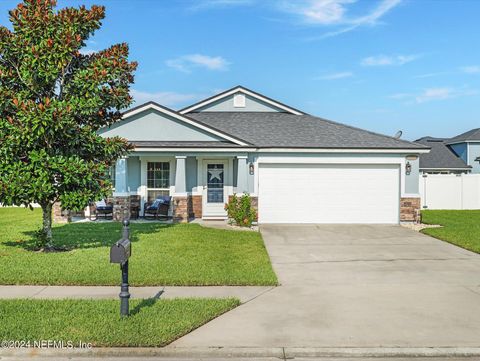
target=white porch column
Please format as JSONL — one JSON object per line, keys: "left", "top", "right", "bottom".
{"left": 174, "top": 156, "right": 187, "bottom": 194}
{"left": 114, "top": 157, "right": 128, "bottom": 195}
{"left": 236, "top": 155, "right": 248, "bottom": 194}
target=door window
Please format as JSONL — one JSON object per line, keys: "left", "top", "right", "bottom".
{"left": 207, "top": 164, "right": 224, "bottom": 203}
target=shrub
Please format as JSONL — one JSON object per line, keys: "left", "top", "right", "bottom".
{"left": 225, "top": 193, "right": 257, "bottom": 227}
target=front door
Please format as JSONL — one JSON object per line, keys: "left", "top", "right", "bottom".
{"left": 202, "top": 161, "right": 228, "bottom": 218}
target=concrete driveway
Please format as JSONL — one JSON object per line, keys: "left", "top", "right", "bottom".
{"left": 171, "top": 225, "right": 480, "bottom": 349}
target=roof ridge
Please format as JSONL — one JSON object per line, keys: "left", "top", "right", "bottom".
{"left": 178, "top": 86, "right": 306, "bottom": 115}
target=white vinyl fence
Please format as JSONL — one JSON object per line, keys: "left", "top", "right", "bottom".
{"left": 419, "top": 173, "right": 480, "bottom": 210}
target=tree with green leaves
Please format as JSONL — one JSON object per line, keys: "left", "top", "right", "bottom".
{"left": 0, "top": 0, "right": 137, "bottom": 249}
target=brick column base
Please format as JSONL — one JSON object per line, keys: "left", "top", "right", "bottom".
{"left": 112, "top": 196, "right": 130, "bottom": 222}
{"left": 173, "top": 196, "right": 188, "bottom": 222}
{"left": 400, "top": 197, "right": 421, "bottom": 222}
{"left": 188, "top": 195, "right": 202, "bottom": 219}
{"left": 53, "top": 202, "right": 70, "bottom": 223}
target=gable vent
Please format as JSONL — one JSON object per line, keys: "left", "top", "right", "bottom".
{"left": 233, "top": 93, "right": 246, "bottom": 108}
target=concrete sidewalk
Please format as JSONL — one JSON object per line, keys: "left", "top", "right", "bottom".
{"left": 0, "top": 285, "right": 273, "bottom": 302}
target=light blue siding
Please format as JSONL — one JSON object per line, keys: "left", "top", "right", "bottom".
{"left": 99, "top": 109, "right": 222, "bottom": 141}
{"left": 450, "top": 143, "right": 468, "bottom": 163}
{"left": 114, "top": 158, "right": 128, "bottom": 194}
{"left": 186, "top": 157, "right": 198, "bottom": 192}
{"left": 468, "top": 143, "right": 480, "bottom": 173}
{"left": 246, "top": 154, "right": 255, "bottom": 194}
{"left": 127, "top": 156, "right": 141, "bottom": 192}
{"left": 195, "top": 93, "right": 285, "bottom": 112}
{"left": 405, "top": 158, "right": 419, "bottom": 194}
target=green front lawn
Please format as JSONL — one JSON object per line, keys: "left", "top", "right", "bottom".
{"left": 0, "top": 298, "right": 239, "bottom": 347}
{"left": 0, "top": 208, "right": 277, "bottom": 286}
{"left": 421, "top": 210, "right": 480, "bottom": 253}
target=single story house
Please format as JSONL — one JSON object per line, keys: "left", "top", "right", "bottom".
{"left": 416, "top": 128, "right": 480, "bottom": 174}
{"left": 415, "top": 137, "right": 471, "bottom": 174}
{"left": 99, "top": 86, "right": 429, "bottom": 224}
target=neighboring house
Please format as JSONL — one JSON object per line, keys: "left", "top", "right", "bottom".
{"left": 416, "top": 129, "right": 480, "bottom": 174}
{"left": 99, "top": 86, "right": 429, "bottom": 224}
{"left": 445, "top": 128, "right": 480, "bottom": 174}
{"left": 415, "top": 137, "right": 471, "bottom": 174}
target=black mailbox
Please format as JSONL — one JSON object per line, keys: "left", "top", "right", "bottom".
{"left": 110, "top": 219, "right": 132, "bottom": 317}
{"left": 110, "top": 238, "right": 131, "bottom": 264}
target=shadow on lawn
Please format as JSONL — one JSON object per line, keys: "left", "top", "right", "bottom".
{"left": 130, "top": 290, "right": 164, "bottom": 316}
{"left": 4, "top": 222, "right": 173, "bottom": 251}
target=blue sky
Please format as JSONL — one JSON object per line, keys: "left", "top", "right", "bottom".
{"left": 1, "top": 0, "right": 479, "bottom": 141}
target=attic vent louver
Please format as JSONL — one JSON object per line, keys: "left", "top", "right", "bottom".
{"left": 233, "top": 93, "right": 246, "bottom": 108}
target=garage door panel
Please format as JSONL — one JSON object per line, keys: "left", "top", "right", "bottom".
{"left": 258, "top": 164, "right": 399, "bottom": 224}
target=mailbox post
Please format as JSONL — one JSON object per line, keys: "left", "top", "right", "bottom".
{"left": 110, "top": 219, "right": 132, "bottom": 317}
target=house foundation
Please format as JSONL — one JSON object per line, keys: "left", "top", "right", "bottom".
{"left": 400, "top": 197, "right": 421, "bottom": 223}
{"left": 53, "top": 202, "right": 70, "bottom": 223}
{"left": 112, "top": 195, "right": 141, "bottom": 221}
{"left": 173, "top": 196, "right": 188, "bottom": 222}
{"left": 188, "top": 195, "right": 202, "bottom": 219}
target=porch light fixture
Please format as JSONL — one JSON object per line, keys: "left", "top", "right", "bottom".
{"left": 405, "top": 161, "right": 412, "bottom": 175}
{"left": 249, "top": 162, "right": 254, "bottom": 175}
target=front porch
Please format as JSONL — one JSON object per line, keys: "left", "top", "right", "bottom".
{"left": 111, "top": 152, "right": 256, "bottom": 222}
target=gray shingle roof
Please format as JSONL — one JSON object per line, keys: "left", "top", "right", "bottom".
{"left": 446, "top": 128, "right": 480, "bottom": 144}
{"left": 187, "top": 112, "right": 428, "bottom": 149}
{"left": 131, "top": 141, "right": 243, "bottom": 148}
{"left": 415, "top": 137, "right": 471, "bottom": 170}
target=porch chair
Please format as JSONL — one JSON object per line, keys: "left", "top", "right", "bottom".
{"left": 143, "top": 195, "right": 172, "bottom": 220}
{"left": 90, "top": 199, "right": 114, "bottom": 220}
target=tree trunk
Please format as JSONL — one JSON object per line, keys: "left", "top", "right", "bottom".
{"left": 41, "top": 202, "right": 53, "bottom": 248}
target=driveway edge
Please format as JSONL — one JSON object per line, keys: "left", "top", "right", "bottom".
{"left": 3, "top": 346, "right": 480, "bottom": 358}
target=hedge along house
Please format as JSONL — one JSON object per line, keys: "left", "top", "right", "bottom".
{"left": 98, "top": 86, "right": 430, "bottom": 223}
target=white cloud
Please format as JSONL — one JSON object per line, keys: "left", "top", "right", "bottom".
{"left": 130, "top": 89, "right": 203, "bottom": 107}
{"left": 281, "top": 0, "right": 402, "bottom": 38}
{"left": 282, "top": 0, "right": 355, "bottom": 25}
{"left": 460, "top": 65, "right": 480, "bottom": 74}
{"left": 316, "top": 71, "right": 353, "bottom": 80}
{"left": 166, "top": 54, "right": 230, "bottom": 73}
{"left": 415, "top": 87, "right": 452, "bottom": 103}
{"left": 361, "top": 54, "right": 419, "bottom": 66}
{"left": 389, "top": 87, "right": 478, "bottom": 104}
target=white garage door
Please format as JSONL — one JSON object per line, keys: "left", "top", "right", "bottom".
{"left": 258, "top": 164, "right": 400, "bottom": 224}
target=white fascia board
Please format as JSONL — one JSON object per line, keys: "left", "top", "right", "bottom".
{"left": 133, "top": 147, "right": 257, "bottom": 152}
{"left": 179, "top": 87, "right": 303, "bottom": 115}
{"left": 122, "top": 103, "right": 248, "bottom": 146}
{"left": 256, "top": 148, "right": 430, "bottom": 154}
{"left": 133, "top": 147, "right": 428, "bottom": 154}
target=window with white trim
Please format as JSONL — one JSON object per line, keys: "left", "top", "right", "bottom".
{"left": 147, "top": 162, "right": 170, "bottom": 202}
